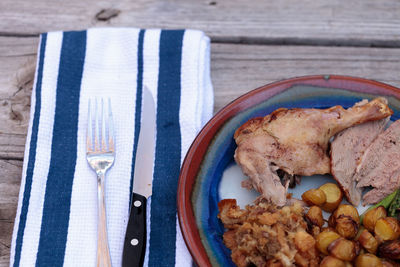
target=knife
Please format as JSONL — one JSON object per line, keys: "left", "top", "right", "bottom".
{"left": 122, "top": 86, "right": 156, "bottom": 267}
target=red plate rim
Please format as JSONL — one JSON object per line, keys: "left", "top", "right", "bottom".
{"left": 177, "top": 75, "right": 400, "bottom": 266}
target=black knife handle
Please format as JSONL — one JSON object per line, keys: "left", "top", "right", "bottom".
{"left": 122, "top": 193, "right": 147, "bottom": 267}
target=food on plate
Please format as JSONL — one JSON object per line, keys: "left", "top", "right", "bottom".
{"left": 327, "top": 237, "right": 358, "bottom": 261}
{"left": 375, "top": 217, "right": 400, "bottom": 241}
{"left": 316, "top": 230, "right": 341, "bottom": 255}
{"left": 234, "top": 97, "right": 392, "bottom": 206}
{"left": 328, "top": 213, "right": 336, "bottom": 228}
{"left": 379, "top": 239, "right": 400, "bottom": 260}
{"left": 362, "top": 190, "right": 400, "bottom": 223}
{"left": 301, "top": 188, "right": 327, "bottom": 206}
{"left": 218, "top": 184, "right": 400, "bottom": 267}
{"left": 331, "top": 116, "right": 389, "bottom": 206}
{"left": 354, "top": 253, "right": 383, "bottom": 267}
{"left": 216, "top": 96, "right": 400, "bottom": 266}
{"left": 319, "top": 183, "right": 344, "bottom": 212}
{"left": 217, "top": 199, "right": 319, "bottom": 267}
{"left": 319, "top": 255, "right": 347, "bottom": 267}
{"left": 383, "top": 260, "right": 400, "bottom": 267}
{"left": 332, "top": 204, "right": 360, "bottom": 239}
{"left": 388, "top": 191, "right": 400, "bottom": 218}
{"left": 305, "top": 205, "right": 324, "bottom": 228}
{"left": 335, "top": 214, "right": 359, "bottom": 239}
{"left": 333, "top": 204, "right": 360, "bottom": 223}
{"left": 363, "top": 206, "right": 387, "bottom": 232}
{"left": 294, "top": 230, "right": 316, "bottom": 252}
{"left": 354, "top": 120, "right": 400, "bottom": 205}
{"left": 363, "top": 206, "right": 387, "bottom": 231}
{"left": 357, "top": 229, "right": 378, "bottom": 254}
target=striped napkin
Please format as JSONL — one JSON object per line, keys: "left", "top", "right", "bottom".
{"left": 10, "top": 28, "right": 213, "bottom": 267}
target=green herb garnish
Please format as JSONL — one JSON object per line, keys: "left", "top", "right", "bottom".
{"left": 360, "top": 190, "right": 400, "bottom": 223}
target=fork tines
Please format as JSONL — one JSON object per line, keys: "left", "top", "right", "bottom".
{"left": 87, "top": 98, "right": 115, "bottom": 153}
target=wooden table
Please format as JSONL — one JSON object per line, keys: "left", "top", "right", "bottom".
{"left": 1, "top": 1, "right": 400, "bottom": 265}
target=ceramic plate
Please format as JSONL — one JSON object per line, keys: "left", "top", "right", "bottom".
{"left": 177, "top": 75, "right": 400, "bottom": 267}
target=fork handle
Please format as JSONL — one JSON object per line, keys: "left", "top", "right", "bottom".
{"left": 97, "top": 172, "right": 112, "bottom": 267}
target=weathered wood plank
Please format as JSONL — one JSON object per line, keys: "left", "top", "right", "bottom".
{"left": 0, "top": 160, "right": 22, "bottom": 267}
{"left": 1, "top": 37, "right": 400, "bottom": 160}
{"left": 1, "top": 0, "right": 400, "bottom": 46}
{"left": 0, "top": 37, "right": 37, "bottom": 161}
{"left": 211, "top": 44, "right": 400, "bottom": 110}
{"left": 0, "top": 37, "right": 37, "bottom": 132}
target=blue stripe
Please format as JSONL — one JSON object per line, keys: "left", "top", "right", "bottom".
{"left": 35, "top": 31, "right": 86, "bottom": 266}
{"left": 13, "top": 33, "right": 47, "bottom": 267}
{"left": 130, "top": 29, "right": 145, "bottom": 205}
{"left": 149, "top": 30, "right": 184, "bottom": 267}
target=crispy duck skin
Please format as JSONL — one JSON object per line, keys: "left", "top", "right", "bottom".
{"left": 234, "top": 98, "right": 393, "bottom": 206}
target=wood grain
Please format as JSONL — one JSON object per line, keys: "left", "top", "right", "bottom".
{"left": 0, "top": 37, "right": 37, "bottom": 161}
{"left": 1, "top": 37, "right": 400, "bottom": 161}
{"left": 0, "top": 160, "right": 22, "bottom": 266}
{"left": 1, "top": 0, "right": 400, "bottom": 46}
{"left": 1, "top": 41, "right": 399, "bottom": 266}
{"left": 1, "top": 1, "right": 400, "bottom": 262}
{"left": 211, "top": 44, "right": 400, "bottom": 110}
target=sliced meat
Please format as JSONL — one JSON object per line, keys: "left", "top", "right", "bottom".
{"left": 355, "top": 119, "right": 400, "bottom": 205}
{"left": 234, "top": 98, "right": 393, "bottom": 206}
{"left": 331, "top": 117, "right": 389, "bottom": 206}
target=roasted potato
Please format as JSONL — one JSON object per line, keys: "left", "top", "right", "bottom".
{"left": 355, "top": 240, "right": 361, "bottom": 255}
{"left": 354, "top": 253, "right": 383, "bottom": 267}
{"left": 378, "top": 239, "right": 400, "bottom": 260}
{"left": 335, "top": 215, "right": 359, "bottom": 239}
{"left": 327, "top": 237, "right": 358, "bottom": 261}
{"left": 328, "top": 205, "right": 356, "bottom": 229}
{"left": 355, "top": 226, "right": 365, "bottom": 240}
{"left": 335, "top": 204, "right": 360, "bottom": 223}
{"left": 321, "top": 226, "right": 336, "bottom": 233}
{"left": 302, "top": 188, "right": 327, "bottom": 206}
{"left": 316, "top": 230, "right": 341, "bottom": 255}
{"left": 294, "top": 231, "right": 316, "bottom": 252}
{"left": 306, "top": 206, "right": 324, "bottom": 228}
{"left": 357, "top": 229, "right": 378, "bottom": 254}
{"left": 328, "top": 204, "right": 359, "bottom": 238}
{"left": 328, "top": 213, "right": 337, "bottom": 228}
{"left": 319, "top": 183, "right": 343, "bottom": 212}
{"left": 320, "top": 256, "right": 345, "bottom": 267}
{"left": 363, "top": 206, "right": 387, "bottom": 232}
{"left": 381, "top": 258, "right": 400, "bottom": 267}
{"left": 375, "top": 217, "right": 400, "bottom": 241}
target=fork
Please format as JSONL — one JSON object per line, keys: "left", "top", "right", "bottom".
{"left": 87, "top": 98, "right": 115, "bottom": 267}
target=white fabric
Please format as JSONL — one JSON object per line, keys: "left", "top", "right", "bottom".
{"left": 10, "top": 28, "right": 213, "bottom": 267}
{"left": 14, "top": 32, "right": 63, "bottom": 267}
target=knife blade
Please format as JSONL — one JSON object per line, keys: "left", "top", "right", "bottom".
{"left": 122, "top": 86, "right": 156, "bottom": 267}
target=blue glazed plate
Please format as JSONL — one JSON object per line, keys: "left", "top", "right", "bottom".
{"left": 177, "top": 75, "right": 400, "bottom": 267}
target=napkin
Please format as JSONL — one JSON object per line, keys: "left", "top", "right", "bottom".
{"left": 10, "top": 28, "right": 213, "bottom": 267}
